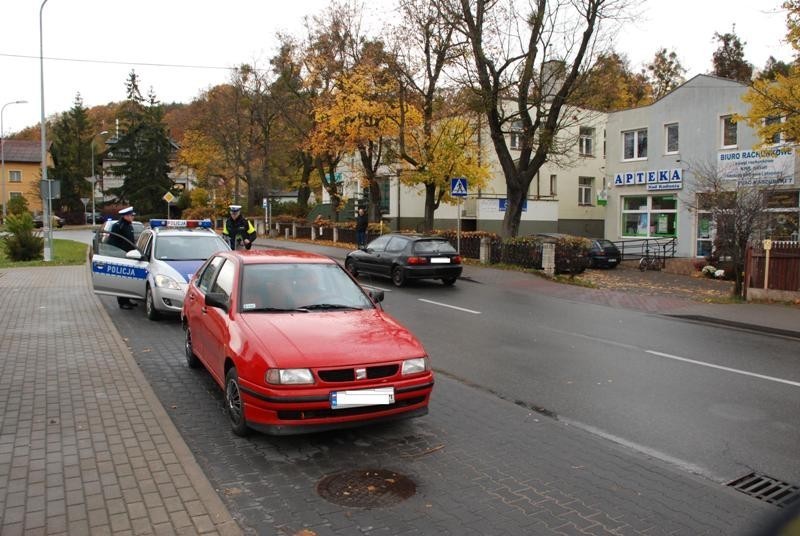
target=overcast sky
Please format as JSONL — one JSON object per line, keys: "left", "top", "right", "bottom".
{"left": 0, "top": 0, "right": 794, "bottom": 135}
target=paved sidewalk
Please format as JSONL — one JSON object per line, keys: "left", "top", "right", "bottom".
{"left": 253, "top": 237, "right": 800, "bottom": 339}
{"left": 0, "top": 266, "right": 240, "bottom": 535}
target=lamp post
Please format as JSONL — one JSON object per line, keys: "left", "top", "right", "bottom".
{"left": 1, "top": 100, "right": 28, "bottom": 221}
{"left": 90, "top": 130, "right": 109, "bottom": 226}
{"left": 39, "top": 0, "right": 52, "bottom": 261}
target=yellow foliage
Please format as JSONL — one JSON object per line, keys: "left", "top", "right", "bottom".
{"left": 178, "top": 130, "right": 226, "bottom": 184}
{"left": 307, "top": 63, "right": 403, "bottom": 156}
{"left": 399, "top": 116, "right": 490, "bottom": 202}
{"left": 741, "top": 67, "right": 800, "bottom": 145}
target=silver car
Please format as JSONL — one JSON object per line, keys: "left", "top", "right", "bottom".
{"left": 91, "top": 219, "right": 230, "bottom": 320}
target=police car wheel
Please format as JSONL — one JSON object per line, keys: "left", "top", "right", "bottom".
{"left": 145, "top": 287, "right": 161, "bottom": 321}
{"left": 184, "top": 327, "right": 200, "bottom": 369}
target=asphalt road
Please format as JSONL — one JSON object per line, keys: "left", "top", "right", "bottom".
{"left": 352, "top": 272, "right": 800, "bottom": 486}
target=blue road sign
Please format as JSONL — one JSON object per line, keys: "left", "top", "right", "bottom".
{"left": 451, "top": 177, "right": 468, "bottom": 197}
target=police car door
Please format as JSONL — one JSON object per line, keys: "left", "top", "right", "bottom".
{"left": 91, "top": 229, "right": 150, "bottom": 300}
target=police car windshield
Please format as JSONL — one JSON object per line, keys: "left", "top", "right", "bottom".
{"left": 155, "top": 235, "right": 227, "bottom": 261}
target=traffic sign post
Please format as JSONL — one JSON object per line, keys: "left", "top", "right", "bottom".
{"left": 163, "top": 191, "right": 175, "bottom": 219}
{"left": 451, "top": 178, "right": 468, "bottom": 253}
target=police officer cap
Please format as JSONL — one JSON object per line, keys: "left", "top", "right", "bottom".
{"left": 118, "top": 207, "right": 135, "bottom": 215}
{"left": 229, "top": 205, "right": 242, "bottom": 212}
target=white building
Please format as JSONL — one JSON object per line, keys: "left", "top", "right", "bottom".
{"left": 604, "top": 74, "right": 798, "bottom": 258}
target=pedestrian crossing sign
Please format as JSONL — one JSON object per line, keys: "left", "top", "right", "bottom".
{"left": 451, "top": 177, "right": 468, "bottom": 197}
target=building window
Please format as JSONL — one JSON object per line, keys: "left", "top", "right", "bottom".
{"left": 665, "top": 123, "right": 679, "bottom": 154}
{"left": 622, "top": 128, "right": 647, "bottom": 160}
{"left": 550, "top": 174, "right": 557, "bottom": 197}
{"left": 579, "top": 127, "right": 594, "bottom": 156}
{"left": 621, "top": 195, "right": 677, "bottom": 238}
{"left": 510, "top": 121, "right": 523, "bottom": 150}
{"left": 9, "top": 170, "right": 22, "bottom": 183}
{"left": 764, "top": 116, "right": 783, "bottom": 145}
{"left": 578, "top": 177, "right": 593, "bottom": 206}
{"left": 721, "top": 115, "right": 737, "bottom": 148}
{"left": 764, "top": 190, "right": 799, "bottom": 241}
{"left": 9, "top": 191, "right": 22, "bottom": 199}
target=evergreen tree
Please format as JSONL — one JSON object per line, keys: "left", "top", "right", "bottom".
{"left": 712, "top": 27, "right": 753, "bottom": 83}
{"left": 48, "top": 94, "right": 95, "bottom": 213}
{"left": 757, "top": 56, "right": 791, "bottom": 81}
{"left": 110, "top": 71, "right": 173, "bottom": 214}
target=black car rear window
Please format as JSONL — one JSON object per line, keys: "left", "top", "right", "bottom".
{"left": 598, "top": 239, "right": 616, "bottom": 248}
{"left": 413, "top": 240, "right": 457, "bottom": 254}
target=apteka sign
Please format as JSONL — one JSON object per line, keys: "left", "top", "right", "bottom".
{"left": 613, "top": 168, "right": 683, "bottom": 191}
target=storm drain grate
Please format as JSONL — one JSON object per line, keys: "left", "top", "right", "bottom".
{"left": 317, "top": 469, "right": 416, "bottom": 508}
{"left": 727, "top": 473, "right": 800, "bottom": 508}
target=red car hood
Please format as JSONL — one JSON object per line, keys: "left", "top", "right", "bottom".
{"left": 241, "top": 309, "right": 426, "bottom": 368}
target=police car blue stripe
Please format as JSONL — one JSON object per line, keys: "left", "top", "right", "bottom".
{"left": 92, "top": 262, "right": 148, "bottom": 279}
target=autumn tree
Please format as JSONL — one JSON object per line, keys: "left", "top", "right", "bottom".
{"left": 109, "top": 71, "right": 172, "bottom": 215}
{"left": 711, "top": 27, "right": 753, "bottom": 83}
{"left": 387, "top": 0, "right": 489, "bottom": 231}
{"left": 302, "top": 1, "right": 370, "bottom": 220}
{"left": 270, "top": 38, "right": 318, "bottom": 214}
{"left": 741, "top": 1, "right": 800, "bottom": 144}
{"left": 572, "top": 51, "right": 652, "bottom": 111}
{"left": 48, "top": 94, "right": 96, "bottom": 213}
{"left": 454, "top": 0, "right": 627, "bottom": 237}
{"left": 684, "top": 161, "right": 779, "bottom": 296}
{"left": 647, "top": 48, "right": 685, "bottom": 100}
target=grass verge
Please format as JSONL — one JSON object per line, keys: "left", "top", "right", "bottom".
{"left": 0, "top": 239, "right": 88, "bottom": 268}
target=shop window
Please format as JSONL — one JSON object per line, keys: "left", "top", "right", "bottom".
{"left": 579, "top": 127, "right": 594, "bottom": 156}
{"left": 764, "top": 190, "right": 799, "bottom": 241}
{"left": 721, "top": 115, "right": 737, "bottom": 148}
{"left": 621, "top": 195, "right": 677, "bottom": 238}
{"left": 665, "top": 123, "right": 679, "bottom": 154}
{"left": 622, "top": 128, "right": 647, "bottom": 160}
{"left": 696, "top": 212, "right": 713, "bottom": 258}
{"left": 9, "top": 170, "right": 22, "bottom": 183}
{"left": 578, "top": 177, "right": 593, "bottom": 206}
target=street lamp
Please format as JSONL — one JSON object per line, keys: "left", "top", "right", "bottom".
{"left": 90, "top": 130, "right": 109, "bottom": 226}
{"left": 39, "top": 0, "right": 52, "bottom": 261}
{"left": 1, "top": 100, "right": 28, "bottom": 221}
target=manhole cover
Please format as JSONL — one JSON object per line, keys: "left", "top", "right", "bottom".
{"left": 317, "top": 469, "right": 416, "bottom": 508}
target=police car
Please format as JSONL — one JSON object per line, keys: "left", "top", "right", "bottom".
{"left": 91, "top": 219, "right": 230, "bottom": 320}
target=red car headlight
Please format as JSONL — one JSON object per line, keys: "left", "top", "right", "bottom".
{"left": 265, "top": 368, "right": 314, "bottom": 385}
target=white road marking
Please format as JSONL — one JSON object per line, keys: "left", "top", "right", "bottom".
{"left": 417, "top": 298, "right": 481, "bottom": 315}
{"left": 540, "top": 325, "right": 800, "bottom": 389}
{"left": 646, "top": 350, "right": 800, "bottom": 389}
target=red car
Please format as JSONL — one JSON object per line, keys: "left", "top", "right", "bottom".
{"left": 181, "top": 249, "right": 434, "bottom": 436}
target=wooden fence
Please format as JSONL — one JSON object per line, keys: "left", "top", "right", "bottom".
{"left": 744, "top": 241, "right": 800, "bottom": 301}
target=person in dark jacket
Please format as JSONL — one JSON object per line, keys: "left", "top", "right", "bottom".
{"left": 356, "top": 207, "right": 368, "bottom": 249}
{"left": 222, "top": 205, "right": 256, "bottom": 250}
{"left": 108, "top": 207, "right": 138, "bottom": 309}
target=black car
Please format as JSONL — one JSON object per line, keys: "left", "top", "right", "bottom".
{"left": 345, "top": 234, "right": 463, "bottom": 287}
{"left": 588, "top": 239, "right": 621, "bottom": 268}
{"left": 33, "top": 214, "right": 64, "bottom": 228}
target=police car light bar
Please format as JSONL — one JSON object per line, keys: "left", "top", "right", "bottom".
{"left": 150, "top": 219, "right": 213, "bottom": 229}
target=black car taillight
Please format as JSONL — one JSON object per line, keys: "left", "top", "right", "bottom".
{"left": 407, "top": 256, "right": 429, "bottom": 265}
{"left": 452, "top": 255, "right": 462, "bottom": 264}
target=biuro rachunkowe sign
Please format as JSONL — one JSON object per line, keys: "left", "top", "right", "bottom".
{"left": 613, "top": 168, "right": 683, "bottom": 191}
{"left": 718, "top": 147, "right": 796, "bottom": 186}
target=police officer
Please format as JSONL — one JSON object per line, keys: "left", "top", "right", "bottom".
{"left": 222, "top": 205, "right": 256, "bottom": 250}
{"left": 108, "top": 207, "right": 138, "bottom": 309}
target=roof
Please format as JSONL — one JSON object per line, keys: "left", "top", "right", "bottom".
{"left": 1, "top": 140, "right": 45, "bottom": 163}
{"left": 608, "top": 74, "right": 748, "bottom": 113}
